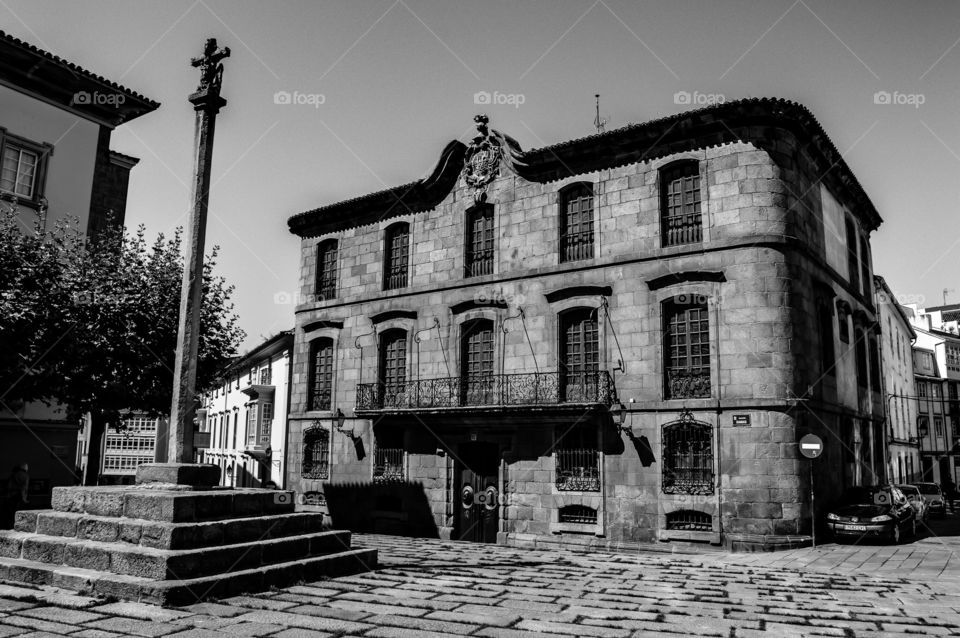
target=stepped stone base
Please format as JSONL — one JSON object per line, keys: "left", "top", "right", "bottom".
{"left": 0, "top": 465, "right": 376, "bottom": 605}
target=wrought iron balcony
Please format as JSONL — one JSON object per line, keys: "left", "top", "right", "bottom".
{"left": 356, "top": 371, "right": 617, "bottom": 412}
{"left": 665, "top": 367, "right": 711, "bottom": 400}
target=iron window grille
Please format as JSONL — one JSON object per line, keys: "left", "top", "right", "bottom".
{"left": 660, "top": 162, "right": 702, "bottom": 246}
{"left": 301, "top": 426, "right": 330, "bottom": 480}
{"left": 664, "top": 300, "right": 711, "bottom": 399}
{"left": 384, "top": 222, "right": 410, "bottom": 290}
{"left": 316, "top": 239, "right": 338, "bottom": 300}
{"left": 665, "top": 509, "right": 712, "bottom": 531}
{"left": 555, "top": 427, "right": 600, "bottom": 492}
{"left": 465, "top": 204, "right": 495, "bottom": 277}
{"left": 373, "top": 446, "right": 405, "bottom": 483}
{"left": 662, "top": 412, "right": 714, "bottom": 495}
{"left": 308, "top": 338, "right": 334, "bottom": 411}
{"left": 558, "top": 504, "right": 598, "bottom": 524}
{"left": 559, "top": 183, "right": 594, "bottom": 262}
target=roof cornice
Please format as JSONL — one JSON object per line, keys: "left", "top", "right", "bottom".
{"left": 288, "top": 98, "right": 883, "bottom": 238}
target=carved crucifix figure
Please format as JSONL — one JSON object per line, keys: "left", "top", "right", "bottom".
{"left": 190, "top": 38, "right": 231, "bottom": 93}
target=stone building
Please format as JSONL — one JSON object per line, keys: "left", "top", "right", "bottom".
{"left": 0, "top": 31, "right": 158, "bottom": 506}
{"left": 197, "top": 331, "right": 293, "bottom": 488}
{"left": 874, "top": 277, "right": 918, "bottom": 484}
{"left": 905, "top": 304, "right": 960, "bottom": 484}
{"left": 285, "top": 99, "right": 885, "bottom": 550}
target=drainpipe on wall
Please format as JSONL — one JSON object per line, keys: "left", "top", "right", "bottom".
{"left": 282, "top": 350, "right": 292, "bottom": 491}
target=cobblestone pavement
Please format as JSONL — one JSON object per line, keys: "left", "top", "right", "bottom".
{"left": 1, "top": 532, "right": 960, "bottom": 637}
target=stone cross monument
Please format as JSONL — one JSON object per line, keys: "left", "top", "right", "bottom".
{"left": 166, "top": 38, "right": 231, "bottom": 466}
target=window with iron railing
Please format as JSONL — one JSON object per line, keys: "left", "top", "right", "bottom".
{"left": 664, "top": 299, "right": 711, "bottom": 399}
{"left": 465, "top": 204, "right": 494, "bottom": 277}
{"left": 660, "top": 162, "right": 702, "bottom": 246}
{"left": 384, "top": 222, "right": 410, "bottom": 290}
{"left": 315, "top": 238, "right": 338, "bottom": 300}
{"left": 559, "top": 183, "right": 594, "bottom": 263}
{"left": 373, "top": 446, "right": 405, "bottom": 483}
{"left": 379, "top": 330, "right": 407, "bottom": 407}
{"left": 662, "top": 417, "right": 714, "bottom": 495}
{"left": 555, "top": 426, "right": 600, "bottom": 491}
{"left": 301, "top": 426, "right": 329, "bottom": 479}
{"left": 461, "top": 319, "right": 495, "bottom": 405}
{"left": 558, "top": 504, "right": 597, "bottom": 524}
{"left": 560, "top": 308, "right": 599, "bottom": 403}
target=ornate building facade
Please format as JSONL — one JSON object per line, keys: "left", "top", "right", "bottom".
{"left": 285, "top": 99, "right": 885, "bottom": 550}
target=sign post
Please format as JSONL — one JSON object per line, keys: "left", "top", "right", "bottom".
{"left": 799, "top": 434, "right": 824, "bottom": 547}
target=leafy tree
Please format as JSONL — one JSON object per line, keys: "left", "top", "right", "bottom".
{"left": 0, "top": 205, "right": 244, "bottom": 484}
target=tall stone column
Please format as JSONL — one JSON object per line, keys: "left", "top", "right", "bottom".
{"left": 167, "top": 38, "right": 231, "bottom": 465}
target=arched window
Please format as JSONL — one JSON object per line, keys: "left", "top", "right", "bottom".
{"left": 384, "top": 222, "right": 410, "bottom": 290}
{"left": 302, "top": 426, "right": 329, "bottom": 479}
{"left": 315, "top": 239, "right": 338, "bottom": 300}
{"left": 465, "top": 204, "right": 495, "bottom": 277}
{"left": 308, "top": 338, "right": 334, "bottom": 411}
{"left": 663, "top": 298, "right": 710, "bottom": 399}
{"left": 660, "top": 161, "right": 702, "bottom": 246}
{"left": 559, "top": 182, "right": 594, "bottom": 262}
{"left": 379, "top": 329, "right": 408, "bottom": 408}
{"left": 461, "top": 319, "right": 495, "bottom": 405}
{"left": 559, "top": 308, "right": 599, "bottom": 402}
{"left": 662, "top": 415, "right": 714, "bottom": 494}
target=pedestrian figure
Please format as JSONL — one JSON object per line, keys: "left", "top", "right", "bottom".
{"left": 943, "top": 478, "right": 957, "bottom": 512}
{"left": 2, "top": 463, "right": 29, "bottom": 529}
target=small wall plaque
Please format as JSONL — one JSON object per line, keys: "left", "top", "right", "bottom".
{"left": 732, "top": 415, "right": 751, "bottom": 426}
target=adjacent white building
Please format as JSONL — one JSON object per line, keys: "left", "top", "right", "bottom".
{"left": 197, "top": 331, "right": 293, "bottom": 488}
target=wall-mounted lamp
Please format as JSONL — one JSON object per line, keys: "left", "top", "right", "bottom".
{"left": 333, "top": 408, "right": 346, "bottom": 432}
{"left": 609, "top": 402, "right": 629, "bottom": 434}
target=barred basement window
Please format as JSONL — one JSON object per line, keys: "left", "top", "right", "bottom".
{"left": 662, "top": 414, "right": 714, "bottom": 495}
{"left": 660, "top": 161, "right": 702, "bottom": 246}
{"left": 384, "top": 222, "right": 410, "bottom": 290}
{"left": 558, "top": 504, "right": 597, "bottom": 524}
{"left": 465, "top": 204, "right": 494, "bottom": 277}
{"left": 301, "top": 426, "right": 330, "bottom": 480}
{"left": 555, "top": 426, "right": 600, "bottom": 491}
{"left": 559, "top": 182, "right": 594, "bottom": 262}
{"left": 666, "top": 509, "right": 712, "bottom": 531}
{"left": 373, "top": 447, "right": 405, "bottom": 483}
{"left": 315, "top": 239, "right": 338, "bottom": 300}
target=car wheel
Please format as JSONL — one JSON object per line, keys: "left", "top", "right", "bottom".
{"left": 891, "top": 524, "right": 901, "bottom": 544}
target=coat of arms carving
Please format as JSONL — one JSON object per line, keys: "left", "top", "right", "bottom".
{"left": 462, "top": 114, "right": 504, "bottom": 202}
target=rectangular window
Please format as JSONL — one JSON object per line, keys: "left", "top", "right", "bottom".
{"left": 309, "top": 339, "right": 334, "bottom": 411}
{"left": 465, "top": 205, "right": 494, "bottom": 277}
{"left": 1, "top": 143, "right": 39, "bottom": 198}
{"left": 949, "top": 347, "right": 960, "bottom": 373}
{"left": 260, "top": 402, "right": 273, "bottom": 444}
{"left": 316, "top": 239, "right": 338, "bottom": 300}
{"left": 245, "top": 405, "right": 258, "bottom": 446}
{"left": 664, "top": 300, "right": 711, "bottom": 399}
{"left": 846, "top": 219, "right": 860, "bottom": 294}
{"left": 301, "top": 427, "right": 329, "bottom": 479}
{"left": 461, "top": 320, "right": 495, "bottom": 405}
{"left": 384, "top": 223, "right": 410, "bottom": 290}
{"left": 932, "top": 384, "right": 942, "bottom": 398}
{"left": 662, "top": 418, "right": 714, "bottom": 495}
{"left": 919, "top": 382, "right": 928, "bottom": 398}
{"left": 660, "top": 162, "right": 702, "bottom": 246}
{"left": 919, "top": 414, "right": 929, "bottom": 436}
{"left": 379, "top": 330, "right": 407, "bottom": 408}
{"left": 838, "top": 311, "right": 850, "bottom": 344}
{"left": 869, "top": 336, "right": 881, "bottom": 391}
{"left": 555, "top": 426, "right": 600, "bottom": 491}
{"left": 818, "top": 300, "right": 835, "bottom": 376}
{"left": 259, "top": 365, "right": 272, "bottom": 385}
{"left": 559, "top": 184, "right": 594, "bottom": 262}
{"left": 560, "top": 309, "right": 599, "bottom": 402}
{"left": 935, "top": 417, "right": 944, "bottom": 437}
{"left": 373, "top": 432, "right": 405, "bottom": 483}
{"left": 859, "top": 236, "right": 871, "bottom": 298}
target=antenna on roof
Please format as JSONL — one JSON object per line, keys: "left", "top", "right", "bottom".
{"left": 594, "top": 94, "right": 608, "bottom": 134}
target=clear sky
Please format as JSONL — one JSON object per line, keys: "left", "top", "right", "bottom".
{"left": 5, "top": 0, "right": 960, "bottom": 350}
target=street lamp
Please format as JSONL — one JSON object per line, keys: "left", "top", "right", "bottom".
{"left": 609, "top": 402, "right": 629, "bottom": 434}
{"left": 333, "top": 408, "right": 346, "bottom": 433}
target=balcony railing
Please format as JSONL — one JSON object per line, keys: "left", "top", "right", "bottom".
{"left": 665, "top": 368, "right": 711, "bottom": 400}
{"left": 662, "top": 212, "right": 702, "bottom": 247}
{"left": 356, "top": 371, "right": 616, "bottom": 411}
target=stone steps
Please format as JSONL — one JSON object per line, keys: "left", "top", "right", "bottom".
{"left": 15, "top": 510, "right": 325, "bottom": 549}
{"left": 51, "top": 486, "right": 295, "bottom": 522}
{"left": 0, "top": 547, "right": 377, "bottom": 606}
{"left": 0, "top": 528, "right": 353, "bottom": 580}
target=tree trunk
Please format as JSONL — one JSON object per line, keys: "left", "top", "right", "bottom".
{"left": 82, "top": 411, "right": 107, "bottom": 486}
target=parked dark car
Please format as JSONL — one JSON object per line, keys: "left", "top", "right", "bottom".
{"left": 912, "top": 482, "right": 947, "bottom": 518}
{"left": 895, "top": 484, "right": 928, "bottom": 522}
{"left": 826, "top": 485, "right": 916, "bottom": 544}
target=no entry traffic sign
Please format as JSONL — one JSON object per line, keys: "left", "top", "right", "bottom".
{"left": 799, "top": 434, "right": 824, "bottom": 459}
